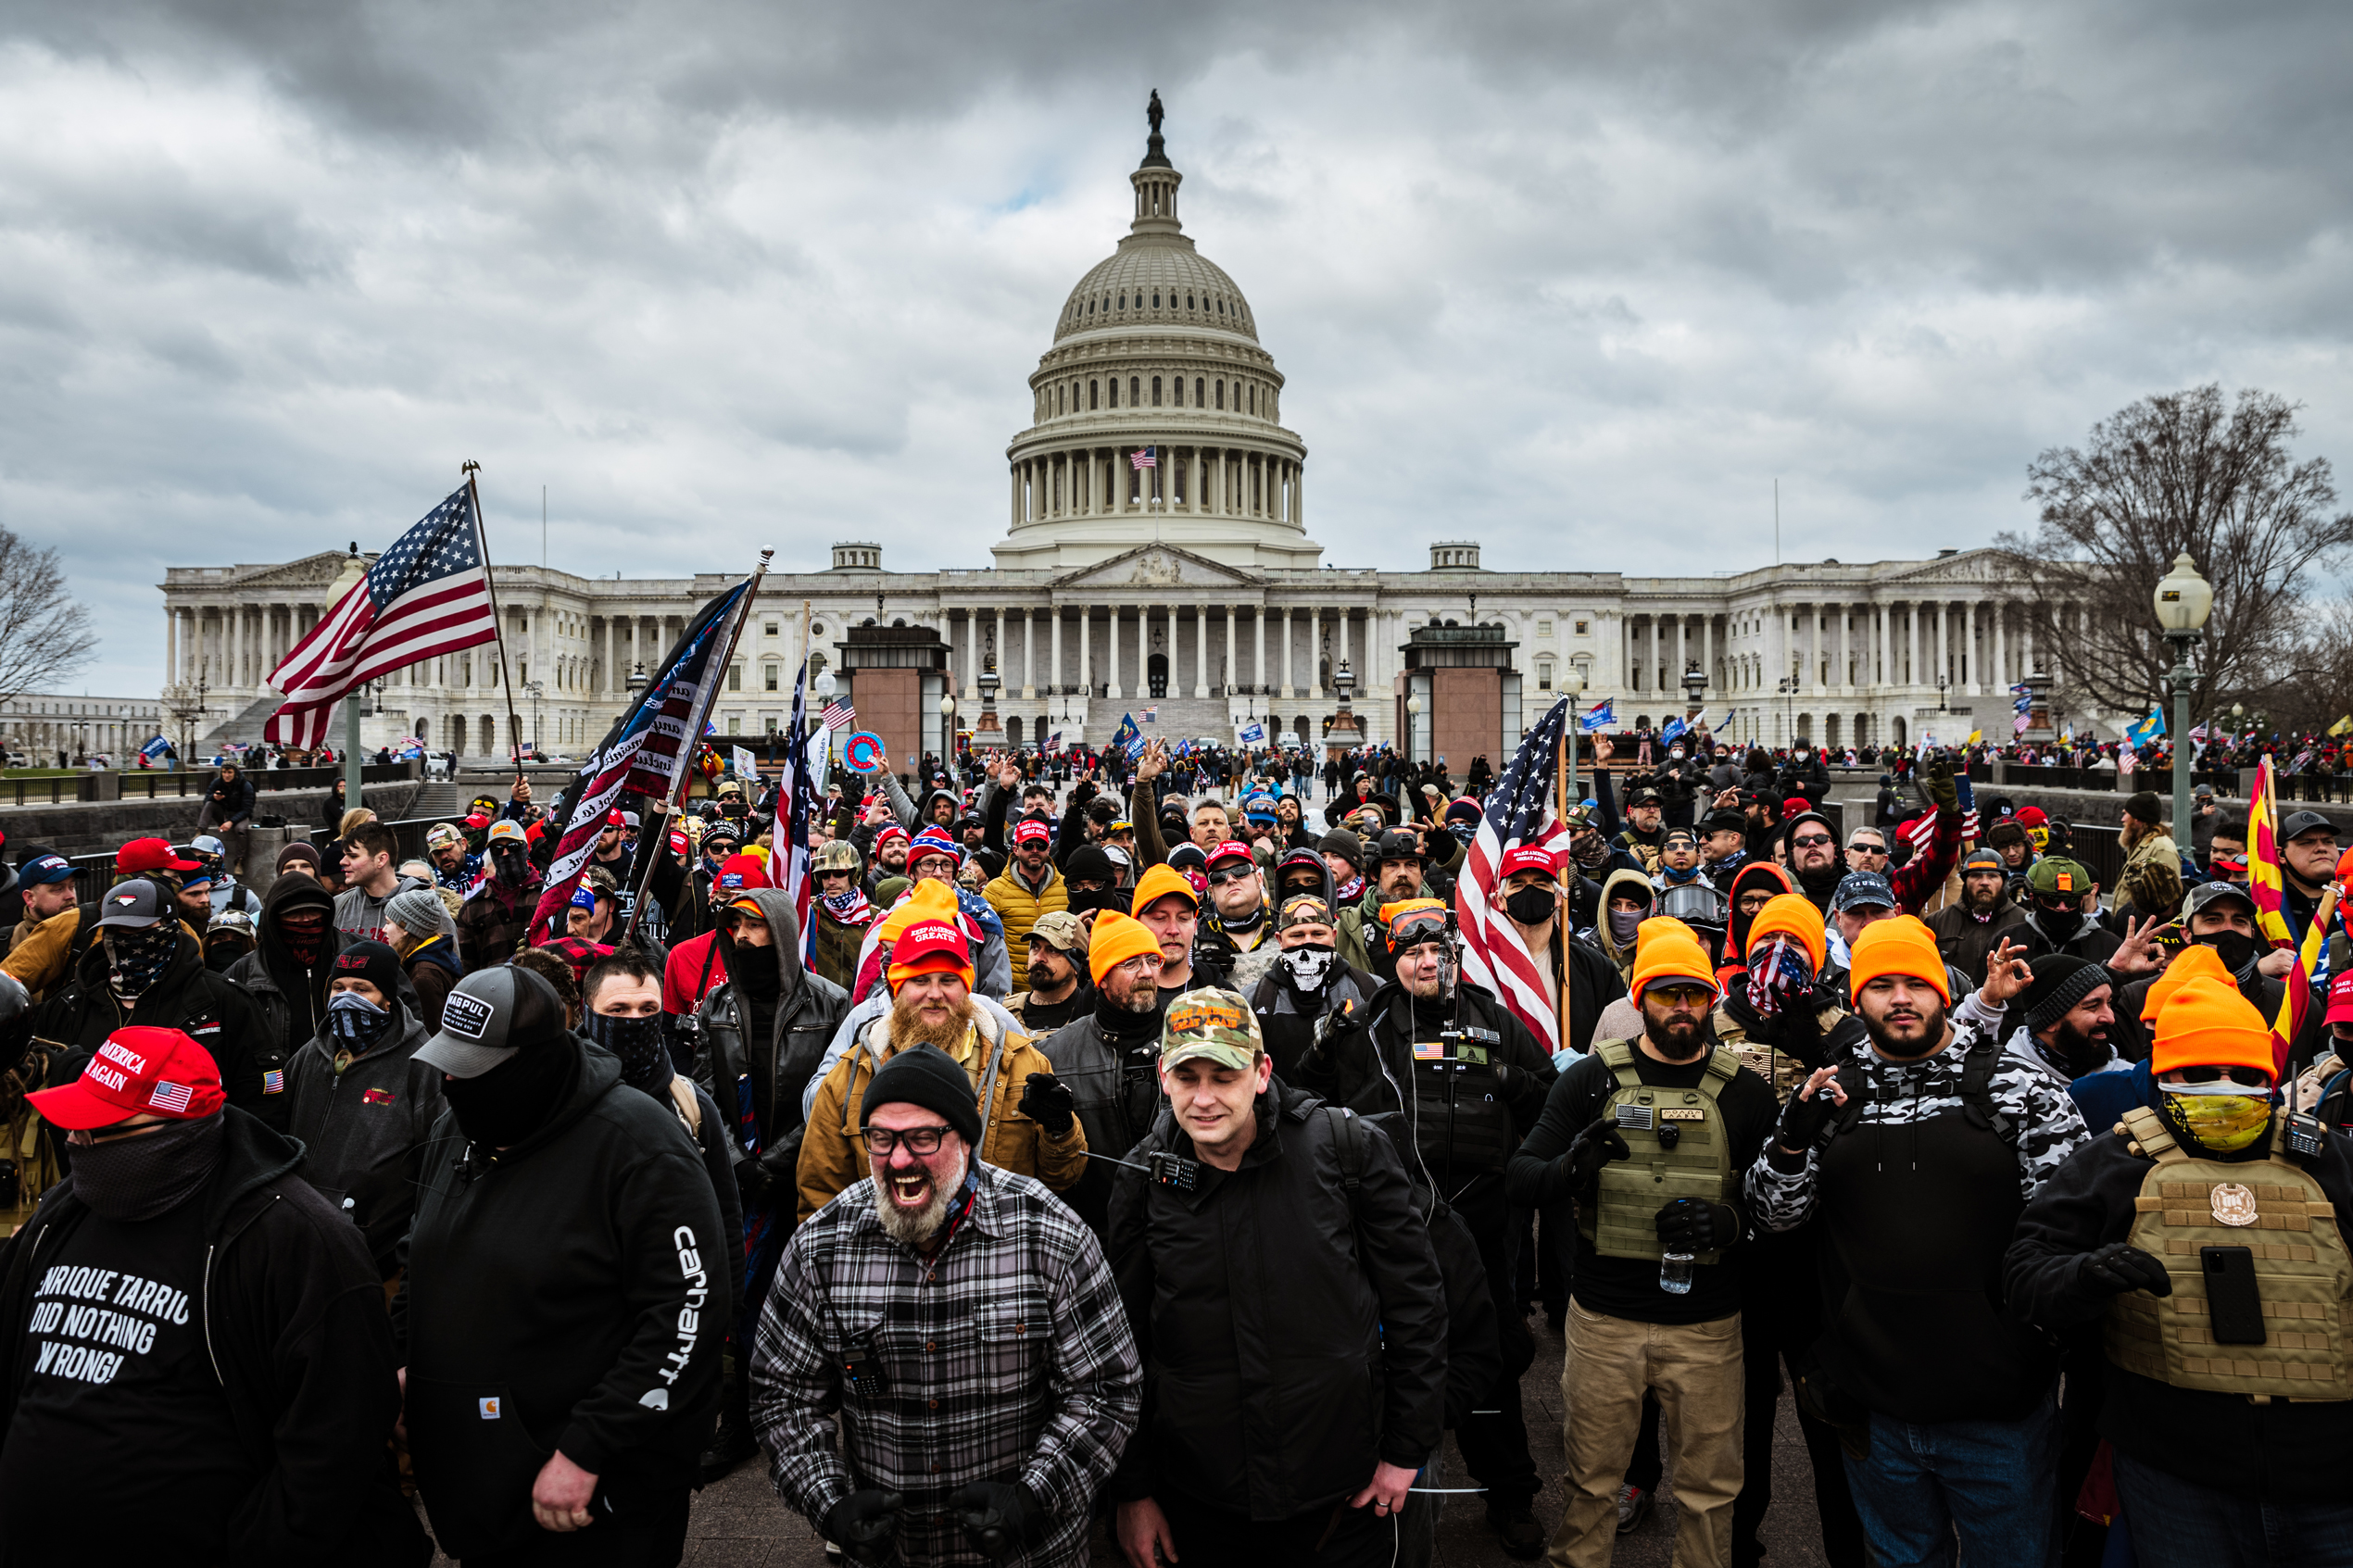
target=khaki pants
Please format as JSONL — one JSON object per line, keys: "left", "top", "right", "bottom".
{"left": 1550, "top": 1298, "right": 1744, "bottom": 1568}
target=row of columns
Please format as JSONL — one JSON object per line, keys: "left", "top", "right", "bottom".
{"left": 1615, "top": 599, "right": 2059, "bottom": 700}
{"left": 1011, "top": 445, "right": 1301, "bottom": 527}
{"left": 942, "top": 605, "right": 1364, "bottom": 703}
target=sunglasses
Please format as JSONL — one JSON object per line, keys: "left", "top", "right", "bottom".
{"left": 1791, "top": 834, "right": 1834, "bottom": 849}
{"left": 2170, "top": 1065, "right": 2273, "bottom": 1089}
{"left": 1205, "top": 868, "right": 1255, "bottom": 887}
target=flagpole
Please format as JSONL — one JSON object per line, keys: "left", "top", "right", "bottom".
{"left": 621, "top": 550, "right": 772, "bottom": 946}
{"left": 461, "top": 462, "right": 530, "bottom": 787}
{"left": 1554, "top": 697, "right": 1574, "bottom": 1054}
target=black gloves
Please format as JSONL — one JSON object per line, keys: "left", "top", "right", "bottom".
{"left": 1017, "top": 1072, "right": 1076, "bottom": 1136}
{"left": 947, "top": 1480, "right": 1042, "bottom": 1562}
{"left": 1924, "top": 755, "right": 1959, "bottom": 811}
{"left": 2077, "top": 1243, "right": 2172, "bottom": 1300}
{"left": 1655, "top": 1197, "right": 1740, "bottom": 1250}
{"left": 1561, "top": 1114, "right": 1631, "bottom": 1186}
{"left": 824, "top": 1488, "right": 904, "bottom": 1565}
{"left": 735, "top": 1158, "right": 774, "bottom": 1210}
{"left": 1775, "top": 1082, "right": 1842, "bottom": 1155}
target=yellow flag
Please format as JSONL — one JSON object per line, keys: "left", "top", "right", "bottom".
{"left": 1967, "top": 729, "right": 1982, "bottom": 746}
{"left": 2330, "top": 714, "right": 2353, "bottom": 738}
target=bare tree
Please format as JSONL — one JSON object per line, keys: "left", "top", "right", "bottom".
{"left": 0, "top": 528, "right": 96, "bottom": 708}
{"left": 1995, "top": 384, "right": 2353, "bottom": 727}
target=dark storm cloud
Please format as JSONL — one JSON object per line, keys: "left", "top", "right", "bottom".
{"left": 1, "top": 0, "right": 2347, "bottom": 694}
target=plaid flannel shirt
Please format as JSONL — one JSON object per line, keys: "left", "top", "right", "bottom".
{"left": 751, "top": 1162, "right": 1141, "bottom": 1566}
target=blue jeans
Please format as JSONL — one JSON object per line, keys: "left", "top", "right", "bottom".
{"left": 1842, "top": 1397, "right": 2059, "bottom": 1568}
{"left": 2114, "top": 1449, "right": 2353, "bottom": 1568}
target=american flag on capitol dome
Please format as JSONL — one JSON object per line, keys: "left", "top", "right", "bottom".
{"left": 263, "top": 484, "right": 498, "bottom": 749}
{"left": 1130, "top": 446, "right": 1156, "bottom": 470}
{"left": 1453, "top": 695, "right": 1580, "bottom": 1059}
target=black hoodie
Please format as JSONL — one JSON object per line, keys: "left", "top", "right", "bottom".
{"left": 226, "top": 873, "right": 341, "bottom": 1073}
{"left": 0, "top": 1109, "right": 427, "bottom": 1565}
{"left": 393, "top": 1038, "right": 725, "bottom": 1560}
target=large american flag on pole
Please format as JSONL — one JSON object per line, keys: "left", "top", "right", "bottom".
{"left": 526, "top": 580, "right": 752, "bottom": 938}
{"left": 1453, "top": 695, "right": 1579, "bottom": 1058}
{"left": 263, "top": 484, "right": 498, "bottom": 748}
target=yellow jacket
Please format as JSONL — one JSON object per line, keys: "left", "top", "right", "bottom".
{"left": 796, "top": 1004, "right": 1087, "bottom": 1223}
{"left": 982, "top": 863, "right": 1067, "bottom": 994}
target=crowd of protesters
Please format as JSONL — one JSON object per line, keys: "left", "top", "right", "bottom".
{"left": 0, "top": 714, "right": 2347, "bottom": 1568}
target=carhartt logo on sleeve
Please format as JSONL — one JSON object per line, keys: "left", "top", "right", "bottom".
{"left": 442, "top": 993, "right": 495, "bottom": 1041}
{"left": 478, "top": 1397, "right": 500, "bottom": 1419}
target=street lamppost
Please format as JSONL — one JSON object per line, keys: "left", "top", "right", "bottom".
{"left": 523, "top": 681, "right": 547, "bottom": 759}
{"left": 1565, "top": 662, "right": 1591, "bottom": 804}
{"left": 1776, "top": 676, "right": 1798, "bottom": 749}
{"left": 2153, "top": 551, "right": 2215, "bottom": 853}
{"left": 1404, "top": 694, "right": 1423, "bottom": 766}
{"left": 938, "top": 693, "right": 957, "bottom": 779}
{"left": 1680, "top": 664, "right": 1708, "bottom": 734}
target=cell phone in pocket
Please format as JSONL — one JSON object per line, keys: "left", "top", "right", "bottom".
{"left": 2201, "top": 1246, "right": 2267, "bottom": 1346}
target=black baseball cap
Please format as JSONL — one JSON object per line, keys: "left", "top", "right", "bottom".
{"left": 94, "top": 879, "right": 169, "bottom": 929}
{"left": 416, "top": 966, "right": 569, "bottom": 1078}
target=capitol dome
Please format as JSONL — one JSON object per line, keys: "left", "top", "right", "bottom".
{"left": 993, "top": 98, "right": 1317, "bottom": 573}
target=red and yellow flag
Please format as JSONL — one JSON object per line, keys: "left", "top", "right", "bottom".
{"left": 2246, "top": 758, "right": 2324, "bottom": 1071}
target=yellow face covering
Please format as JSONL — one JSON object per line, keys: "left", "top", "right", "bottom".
{"left": 2163, "top": 1092, "right": 2273, "bottom": 1153}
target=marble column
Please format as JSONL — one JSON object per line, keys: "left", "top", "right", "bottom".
{"left": 1905, "top": 602, "right": 1919, "bottom": 688}
{"left": 1253, "top": 608, "right": 1266, "bottom": 695}
{"left": 1079, "top": 608, "right": 1092, "bottom": 696}
{"left": 1107, "top": 607, "right": 1123, "bottom": 701}
{"left": 1224, "top": 608, "right": 1237, "bottom": 696}
{"left": 1701, "top": 614, "right": 1713, "bottom": 695}
{"left": 1963, "top": 600, "right": 1978, "bottom": 694}
{"left": 165, "top": 608, "right": 177, "bottom": 686}
{"left": 1935, "top": 602, "right": 1949, "bottom": 691}
{"left": 1279, "top": 608, "right": 1293, "bottom": 699}
{"left": 1339, "top": 607, "right": 1351, "bottom": 673}
{"left": 1991, "top": 603, "right": 2006, "bottom": 694}
{"left": 1022, "top": 608, "right": 1036, "bottom": 699}
{"left": 1194, "top": 605, "right": 1209, "bottom": 698}
{"left": 964, "top": 610, "right": 980, "bottom": 700}
{"left": 1050, "top": 609, "right": 1063, "bottom": 696}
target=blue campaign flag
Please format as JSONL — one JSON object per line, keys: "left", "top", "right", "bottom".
{"left": 1109, "top": 711, "right": 1143, "bottom": 759}
{"left": 1659, "top": 716, "right": 1687, "bottom": 746}
{"left": 1579, "top": 698, "right": 1616, "bottom": 734}
{"left": 139, "top": 734, "right": 172, "bottom": 761}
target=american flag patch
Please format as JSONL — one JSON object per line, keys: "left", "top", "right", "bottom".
{"left": 262, "top": 1070, "right": 285, "bottom": 1095}
{"left": 150, "top": 1082, "right": 195, "bottom": 1113}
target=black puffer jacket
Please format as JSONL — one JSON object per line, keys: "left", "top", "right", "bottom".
{"left": 689, "top": 889, "right": 850, "bottom": 1207}
{"left": 1036, "top": 989, "right": 1170, "bottom": 1237}
{"left": 285, "top": 999, "right": 447, "bottom": 1276}
{"left": 1109, "top": 1083, "right": 1448, "bottom": 1521}
{"left": 393, "top": 1040, "right": 726, "bottom": 1561}
{"left": 0, "top": 1110, "right": 428, "bottom": 1566}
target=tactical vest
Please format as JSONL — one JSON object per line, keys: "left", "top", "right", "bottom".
{"left": 1713, "top": 1001, "right": 1844, "bottom": 1107}
{"left": 1407, "top": 1020, "right": 1516, "bottom": 1186}
{"left": 2104, "top": 1106, "right": 2353, "bottom": 1402}
{"left": 1577, "top": 1038, "right": 1742, "bottom": 1265}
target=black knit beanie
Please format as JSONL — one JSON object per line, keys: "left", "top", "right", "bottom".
{"left": 864, "top": 1044, "right": 983, "bottom": 1148}
{"left": 2020, "top": 954, "right": 2108, "bottom": 1033}
{"left": 330, "top": 939, "right": 405, "bottom": 1003}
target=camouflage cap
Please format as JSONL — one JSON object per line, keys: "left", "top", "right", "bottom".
{"left": 1027, "top": 909, "right": 1089, "bottom": 954}
{"left": 1160, "top": 987, "right": 1265, "bottom": 1072}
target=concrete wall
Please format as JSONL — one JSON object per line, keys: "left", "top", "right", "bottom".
{"left": 0, "top": 783, "right": 422, "bottom": 860}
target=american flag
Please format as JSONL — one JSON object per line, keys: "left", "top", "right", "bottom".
{"left": 263, "top": 484, "right": 499, "bottom": 749}
{"left": 148, "top": 1081, "right": 195, "bottom": 1114}
{"left": 1453, "top": 695, "right": 1580, "bottom": 1058}
{"left": 527, "top": 579, "right": 753, "bottom": 939}
{"left": 821, "top": 700, "right": 856, "bottom": 732}
{"left": 1130, "top": 446, "right": 1156, "bottom": 470}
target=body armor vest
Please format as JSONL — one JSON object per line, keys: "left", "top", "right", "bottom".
{"left": 1407, "top": 1020, "right": 1516, "bottom": 1186}
{"left": 1577, "top": 1039, "right": 1742, "bottom": 1264}
{"left": 1713, "top": 1001, "right": 1843, "bottom": 1107}
{"left": 2105, "top": 1107, "right": 2353, "bottom": 1402}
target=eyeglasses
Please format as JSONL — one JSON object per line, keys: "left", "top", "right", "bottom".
{"left": 857, "top": 1124, "right": 954, "bottom": 1156}
{"left": 1206, "top": 869, "right": 1255, "bottom": 887}
{"left": 1647, "top": 983, "right": 1716, "bottom": 1008}
{"left": 1791, "top": 834, "right": 1834, "bottom": 848}
{"left": 2169, "top": 1065, "right": 2273, "bottom": 1089}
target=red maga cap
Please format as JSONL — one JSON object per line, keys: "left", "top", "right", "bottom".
{"left": 1499, "top": 846, "right": 1558, "bottom": 879}
{"left": 115, "top": 836, "right": 200, "bottom": 875}
{"left": 30, "top": 1026, "right": 225, "bottom": 1130}
{"left": 1013, "top": 820, "right": 1052, "bottom": 847}
{"left": 1206, "top": 839, "right": 1254, "bottom": 869}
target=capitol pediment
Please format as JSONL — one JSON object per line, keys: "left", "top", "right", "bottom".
{"left": 1883, "top": 547, "right": 2003, "bottom": 585}
{"left": 235, "top": 552, "right": 357, "bottom": 587}
{"left": 1052, "top": 544, "right": 1260, "bottom": 591}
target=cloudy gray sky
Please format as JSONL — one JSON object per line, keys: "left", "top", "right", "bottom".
{"left": 5, "top": 0, "right": 2347, "bottom": 696}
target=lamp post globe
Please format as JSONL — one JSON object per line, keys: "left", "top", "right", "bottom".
{"left": 2153, "top": 552, "right": 2214, "bottom": 852}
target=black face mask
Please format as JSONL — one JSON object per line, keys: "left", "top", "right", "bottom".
{"left": 728, "top": 934, "right": 782, "bottom": 1000}
{"left": 1064, "top": 885, "right": 1118, "bottom": 917}
{"left": 585, "top": 1010, "right": 672, "bottom": 1090}
{"left": 1504, "top": 887, "right": 1558, "bottom": 926}
{"left": 105, "top": 928, "right": 179, "bottom": 999}
{"left": 70, "top": 1113, "right": 225, "bottom": 1222}
{"left": 442, "top": 1043, "right": 575, "bottom": 1148}
{"left": 327, "top": 992, "right": 398, "bottom": 1053}
{"left": 2196, "top": 930, "right": 2260, "bottom": 977}
{"left": 2034, "top": 903, "right": 2083, "bottom": 942}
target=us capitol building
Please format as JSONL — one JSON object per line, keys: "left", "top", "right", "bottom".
{"left": 160, "top": 100, "right": 2057, "bottom": 768}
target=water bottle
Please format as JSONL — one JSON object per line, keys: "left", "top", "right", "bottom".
{"left": 1659, "top": 1249, "right": 1694, "bottom": 1296}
